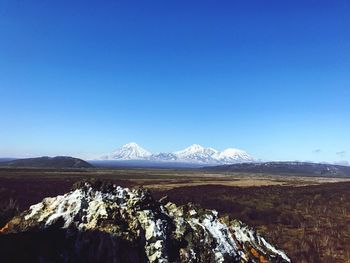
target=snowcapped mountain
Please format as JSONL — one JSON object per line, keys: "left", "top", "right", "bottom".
{"left": 175, "top": 144, "right": 219, "bottom": 162}
{"left": 172, "top": 144, "right": 253, "bottom": 164}
{"left": 101, "top": 142, "right": 151, "bottom": 160}
{"left": 215, "top": 148, "right": 253, "bottom": 163}
{"left": 100, "top": 142, "right": 254, "bottom": 165}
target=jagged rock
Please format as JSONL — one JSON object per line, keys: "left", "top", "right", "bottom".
{"left": 0, "top": 182, "right": 290, "bottom": 263}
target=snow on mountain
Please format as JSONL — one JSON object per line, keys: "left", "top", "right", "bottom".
{"left": 174, "top": 144, "right": 219, "bottom": 163}
{"left": 101, "top": 142, "right": 151, "bottom": 160}
{"left": 172, "top": 144, "right": 253, "bottom": 164}
{"left": 215, "top": 148, "right": 254, "bottom": 163}
{"left": 150, "top": 152, "right": 178, "bottom": 161}
{"left": 176, "top": 144, "right": 218, "bottom": 157}
{"left": 100, "top": 142, "right": 254, "bottom": 165}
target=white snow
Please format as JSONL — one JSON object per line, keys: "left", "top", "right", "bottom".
{"left": 260, "top": 237, "right": 291, "bottom": 262}
{"left": 103, "top": 142, "right": 152, "bottom": 160}
{"left": 24, "top": 202, "right": 44, "bottom": 220}
{"left": 215, "top": 148, "right": 253, "bottom": 163}
{"left": 22, "top": 184, "right": 290, "bottom": 263}
{"left": 189, "top": 214, "right": 238, "bottom": 263}
{"left": 100, "top": 142, "right": 254, "bottom": 165}
{"left": 232, "top": 223, "right": 291, "bottom": 262}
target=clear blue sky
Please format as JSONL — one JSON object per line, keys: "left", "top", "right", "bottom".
{"left": 0, "top": 0, "right": 349, "bottom": 163}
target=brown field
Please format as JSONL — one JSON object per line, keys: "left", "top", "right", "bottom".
{"left": 1, "top": 167, "right": 350, "bottom": 263}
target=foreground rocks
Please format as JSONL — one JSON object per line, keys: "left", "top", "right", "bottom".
{"left": 0, "top": 182, "right": 290, "bottom": 263}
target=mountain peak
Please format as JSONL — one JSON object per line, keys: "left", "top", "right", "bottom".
{"left": 104, "top": 142, "right": 151, "bottom": 160}
{"left": 218, "top": 148, "right": 254, "bottom": 163}
{"left": 100, "top": 143, "right": 253, "bottom": 165}
{"left": 221, "top": 148, "right": 247, "bottom": 156}
{"left": 182, "top": 144, "right": 205, "bottom": 152}
{"left": 123, "top": 142, "right": 141, "bottom": 148}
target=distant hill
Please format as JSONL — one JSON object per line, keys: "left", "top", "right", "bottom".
{"left": 0, "top": 158, "right": 17, "bottom": 163}
{"left": 204, "top": 162, "right": 350, "bottom": 177}
{"left": 0, "top": 156, "right": 93, "bottom": 169}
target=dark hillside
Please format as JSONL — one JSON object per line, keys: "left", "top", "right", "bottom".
{"left": 204, "top": 161, "right": 350, "bottom": 177}
{"left": 0, "top": 156, "right": 93, "bottom": 169}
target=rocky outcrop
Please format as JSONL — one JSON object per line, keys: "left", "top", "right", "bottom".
{"left": 0, "top": 182, "right": 290, "bottom": 263}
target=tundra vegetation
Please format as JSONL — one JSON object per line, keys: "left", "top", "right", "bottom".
{"left": 0, "top": 167, "right": 350, "bottom": 262}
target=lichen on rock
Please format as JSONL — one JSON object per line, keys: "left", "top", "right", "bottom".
{"left": 0, "top": 182, "right": 290, "bottom": 263}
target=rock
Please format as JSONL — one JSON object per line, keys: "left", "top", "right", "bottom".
{"left": 0, "top": 182, "right": 290, "bottom": 263}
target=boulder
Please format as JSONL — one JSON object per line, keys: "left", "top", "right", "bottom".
{"left": 0, "top": 182, "right": 290, "bottom": 263}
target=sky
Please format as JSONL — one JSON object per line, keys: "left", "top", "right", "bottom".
{"left": 0, "top": 0, "right": 349, "bottom": 163}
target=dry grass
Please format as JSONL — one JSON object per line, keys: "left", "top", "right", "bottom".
{"left": 153, "top": 183, "right": 350, "bottom": 263}
{"left": 1, "top": 167, "right": 350, "bottom": 262}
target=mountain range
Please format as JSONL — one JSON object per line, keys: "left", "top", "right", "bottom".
{"left": 99, "top": 142, "right": 254, "bottom": 165}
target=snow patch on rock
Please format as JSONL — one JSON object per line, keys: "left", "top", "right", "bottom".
{"left": 5, "top": 183, "right": 290, "bottom": 263}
